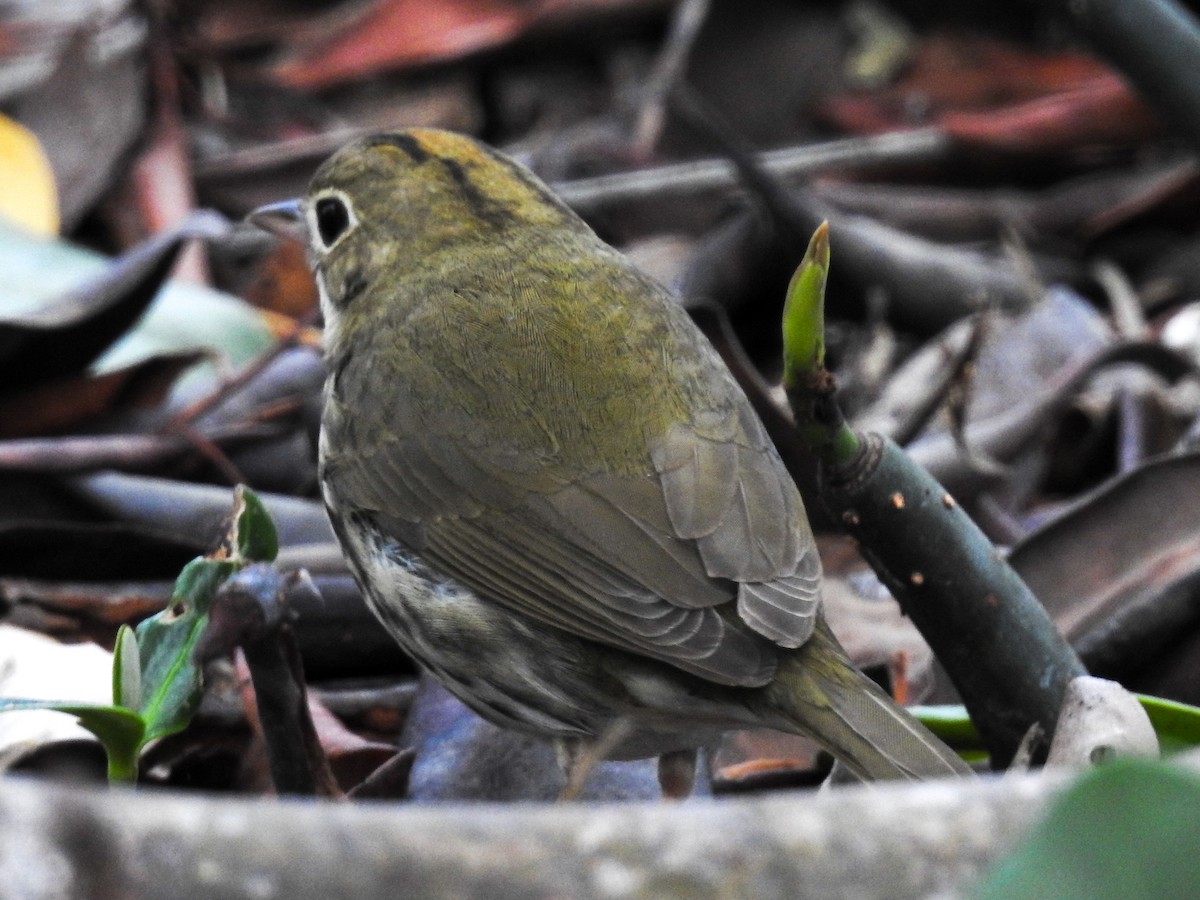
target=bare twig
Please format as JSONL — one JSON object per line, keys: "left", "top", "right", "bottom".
{"left": 632, "top": 0, "right": 712, "bottom": 155}
{"left": 164, "top": 421, "right": 246, "bottom": 486}
{"left": 167, "top": 310, "right": 317, "bottom": 429}
{"left": 216, "top": 567, "right": 340, "bottom": 798}
{"left": 558, "top": 717, "right": 636, "bottom": 802}
{"left": 0, "top": 425, "right": 275, "bottom": 474}
{"left": 1092, "top": 259, "right": 1148, "bottom": 339}
{"left": 889, "top": 313, "right": 989, "bottom": 448}
{"left": 908, "top": 341, "right": 1197, "bottom": 500}
{"left": 552, "top": 128, "right": 950, "bottom": 211}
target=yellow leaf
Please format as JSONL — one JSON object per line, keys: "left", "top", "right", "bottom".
{"left": 0, "top": 114, "right": 59, "bottom": 235}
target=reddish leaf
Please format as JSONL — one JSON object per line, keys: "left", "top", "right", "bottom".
{"left": 942, "top": 73, "right": 1159, "bottom": 155}
{"left": 307, "top": 697, "right": 398, "bottom": 792}
{"left": 0, "top": 353, "right": 202, "bottom": 439}
{"left": 268, "top": 0, "right": 663, "bottom": 89}
{"left": 820, "top": 31, "right": 1158, "bottom": 154}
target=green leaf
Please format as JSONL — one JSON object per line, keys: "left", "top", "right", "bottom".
{"left": 974, "top": 758, "right": 1200, "bottom": 899}
{"left": 0, "top": 699, "right": 145, "bottom": 783}
{"left": 1, "top": 490, "right": 287, "bottom": 783}
{"left": 58, "top": 704, "right": 147, "bottom": 783}
{"left": 232, "top": 485, "right": 279, "bottom": 563}
{"left": 134, "top": 557, "right": 235, "bottom": 744}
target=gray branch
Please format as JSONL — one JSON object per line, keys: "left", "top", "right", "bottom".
{"left": 0, "top": 767, "right": 1093, "bottom": 900}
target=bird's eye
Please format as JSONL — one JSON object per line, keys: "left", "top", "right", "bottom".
{"left": 315, "top": 196, "right": 352, "bottom": 247}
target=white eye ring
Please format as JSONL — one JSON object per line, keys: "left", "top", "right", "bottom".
{"left": 308, "top": 189, "right": 358, "bottom": 251}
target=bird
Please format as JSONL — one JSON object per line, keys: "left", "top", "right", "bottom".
{"left": 249, "top": 128, "right": 970, "bottom": 792}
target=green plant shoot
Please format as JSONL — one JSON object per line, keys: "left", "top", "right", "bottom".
{"left": 781, "top": 220, "right": 829, "bottom": 391}
{"left": 0, "top": 485, "right": 279, "bottom": 782}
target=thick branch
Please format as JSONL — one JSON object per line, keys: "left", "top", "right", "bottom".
{"left": 0, "top": 768, "right": 1080, "bottom": 899}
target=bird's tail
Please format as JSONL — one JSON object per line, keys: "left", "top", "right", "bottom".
{"left": 758, "top": 615, "right": 972, "bottom": 780}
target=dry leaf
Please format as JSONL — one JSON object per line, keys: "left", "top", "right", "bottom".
{"left": 0, "top": 113, "right": 58, "bottom": 235}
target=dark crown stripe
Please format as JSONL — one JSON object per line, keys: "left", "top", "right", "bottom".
{"left": 438, "top": 156, "right": 515, "bottom": 229}
{"left": 363, "top": 133, "right": 431, "bottom": 163}
{"left": 476, "top": 144, "right": 578, "bottom": 222}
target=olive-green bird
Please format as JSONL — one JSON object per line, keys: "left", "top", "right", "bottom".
{"left": 250, "top": 128, "right": 969, "bottom": 787}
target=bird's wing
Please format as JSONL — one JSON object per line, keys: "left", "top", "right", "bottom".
{"left": 324, "top": 389, "right": 821, "bottom": 688}
{"left": 649, "top": 402, "right": 822, "bottom": 649}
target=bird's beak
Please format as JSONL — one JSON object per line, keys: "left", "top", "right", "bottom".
{"left": 247, "top": 199, "right": 307, "bottom": 242}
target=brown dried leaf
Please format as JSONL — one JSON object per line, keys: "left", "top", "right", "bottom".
{"left": 1010, "top": 453, "right": 1200, "bottom": 679}
{"left": 267, "top": 0, "right": 666, "bottom": 90}
{"left": 0, "top": 353, "right": 203, "bottom": 439}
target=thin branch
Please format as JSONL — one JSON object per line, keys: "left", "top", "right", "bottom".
{"left": 632, "top": 0, "right": 712, "bottom": 155}
{"left": 552, "top": 127, "right": 950, "bottom": 211}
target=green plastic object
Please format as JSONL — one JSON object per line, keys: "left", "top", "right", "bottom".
{"left": 914, "top": 694, "right": 1200, "bottom": 757}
